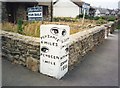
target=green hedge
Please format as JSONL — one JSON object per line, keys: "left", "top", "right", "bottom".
{"left": 76, "top": 14, "right": 94, "bottom": 20}
{"left": 96, "top": 18, "right": 107, "bottom": 25}
{"left": 53, "top": 17, "right": 78, "bottom": 22}
{"left": 107, "top": 16, "right": 116, "bottom": 21}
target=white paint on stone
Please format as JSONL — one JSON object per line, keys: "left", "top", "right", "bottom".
{"left": 40, "top": 24, "right": 70, "bottom": 79}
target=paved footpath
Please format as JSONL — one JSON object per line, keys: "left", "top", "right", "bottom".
{"left": 2, "top": 30, "right": 119, "bottom": 86}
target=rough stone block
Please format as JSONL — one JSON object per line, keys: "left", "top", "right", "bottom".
{"left": 26, "top": 56, "right": 39, "bottom": 72}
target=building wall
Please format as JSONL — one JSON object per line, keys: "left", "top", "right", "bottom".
{"left": 2, "top": 2, "right": 8, "bottom": 22}
{"left": 94, "top": 9, "right": 101, "bottom": 17}
{"left": 2, "top": 2, "right": 35, "bottom": 23}
{"left": 2, "top": 2, "right": 51, "bottom": 23}
{"left": 38, "top": 2, "right": 51, "bottom": 21}
{"left": 16, "top": 4, "right": 27, "bottom": 22}
{"left": 53, "top": 0, "right": 80, "bottom": 18}
{"left": 118, "top": 1, "right": 120, "bottom": 9}
{"left": 0, "top": 2, "right": 2, "bottom": 23}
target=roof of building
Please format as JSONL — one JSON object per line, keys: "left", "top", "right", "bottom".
{"left": 71, "top": 0, "right": 83, "bottom": 7}
{"left": 96, "top": 8, "right": 120, "bottom": 15}
{"left": 89, "top": 6, "right": 95, "bottom": 10}
{"left": 96, "top": 8, "right": 109, "bottom": 14}
{"left": 38, "top": 2, "right": 51, "bottom": 6}
{"left": 53, "top": 0, "right": 88, "bottom": 7}
{"left": 114, "top": 9, "right": 120, "bottom": 14}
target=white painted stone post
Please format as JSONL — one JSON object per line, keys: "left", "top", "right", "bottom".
{"left": 40, "top": 24, "right": 70, "bottom": 79}
{"left": 104, "top": 25, "right": 111, "bottom": 39}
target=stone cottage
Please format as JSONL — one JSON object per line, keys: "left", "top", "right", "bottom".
{"left": 2, "top": 1, "right": 52, "bottom": 23}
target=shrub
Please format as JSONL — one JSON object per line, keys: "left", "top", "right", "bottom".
{"left": 116, "top": 25, "right": 120, "bottom": 29}
{"left": 53, "top": 17, "right": 77, "bottom": 22}
{"left": 87, "top": 16, "right": 94, "bottom": 20}
{"left": 76, "top": 14, "right": 91, "bottom": 19}
{"left": 107, "top": 16, "right": 116, "bottom": 21}
{"left": 116, "top": 20, "right": 120, "bottom": 29}
{"left": 94, "top": 16, "right": 100, "bottom": 20}
{"left": 53, "top": 17, "right": 60, "bottom": 22}
{"left": 17, "top": 19, "right": 23, "bottom": 34}
{"left": 76, "top": 14, "right": 83, "bottom": 19}
{"left": 100, "top": 16, "right": 107, "bottom": 20}
{"left": 96, "top": 18, "right": 107, "bottom": 25}
{"left": 76, "top": 14, "right": 97, "bottom": 20}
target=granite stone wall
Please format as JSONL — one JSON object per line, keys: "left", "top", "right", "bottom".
{"left": 2, "top": 2, "right": 8, "bottom": 22}
{"left": 1, "top": 22, "right": 116, "bottom": 72}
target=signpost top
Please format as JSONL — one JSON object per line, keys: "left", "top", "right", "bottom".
{"left": 27, "top": 6, "right": 42, "bottom": 12}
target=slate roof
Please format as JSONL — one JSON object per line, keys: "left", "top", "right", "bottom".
{"left": 96, "top": 8, "right": 109, "bottom": 14}
{"left": 115, "top": 9, "right": 120, "bottom": 14}
{"left": 89, "top": 6, "right": 95, "bottom": 11}
{"left": 53, "top": 0, "right": 85, "bottom": 7}
{"left": 96, "top": 8, "right": 120, "bottom": 15}
{"left": 107, "top": 9, "right": 113, "bottom": 14}
{"left": 71, "top": 0, "right": 83, "bottom": 7}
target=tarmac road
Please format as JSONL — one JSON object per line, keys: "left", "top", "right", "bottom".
{"left": 2, "top": 30, "right": 119, "bottom": 86}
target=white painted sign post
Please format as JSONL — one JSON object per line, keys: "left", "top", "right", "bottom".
{"left": 40, "top": 25, "right": 70, "bottom": 79}
{"left": 82, "top": 3, "right": 90, "bottom": 25}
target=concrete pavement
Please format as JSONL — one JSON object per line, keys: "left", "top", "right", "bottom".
{"left": 2, "top": 30, "right": 118, "bottom": 86}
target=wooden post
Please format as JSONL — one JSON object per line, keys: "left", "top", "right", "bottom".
{"left": 82, "top": 9, "right": 86, "bottom": 25}
{"left": 50, "top": 0, "right": 53, "bottom": 22}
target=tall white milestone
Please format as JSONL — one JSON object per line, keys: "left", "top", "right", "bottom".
{"left": 40, "top": 24, "right": 70, "bottom": 79}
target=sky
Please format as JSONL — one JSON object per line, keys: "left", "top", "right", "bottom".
{"left": 1, "top": 0, "right": 120, "bottom": 9}
{"left": 52, "top": 0, "right": 120, "bottom": 9}
{"left": 82, "top": 0, "right": 120, "bottom": 9}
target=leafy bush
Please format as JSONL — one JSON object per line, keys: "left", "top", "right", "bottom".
{"left": 76, "top": 14, "right": 98, "bottom": 20}
{"left": 94, "top": 16, "right": 100, "bottom": 20}
{"left": 116, "top": 25, "right": 120, "bottom": 29}
{"left": 96, "top": 18, "right": 107, "bottom": 25}
{"left": 53, "top": 17, "right": 60, "bottom": 22}
{"left": 100, "top": 16, "right": 107, "bottom": 20}
{"left": 76, "top": 14, "right": 91, "bottom": 19}
{"left": 107, "top": 16, "right": 116, "bottom": 21}
{"left": 116, "top": 20, "right": 120, "bottom": 29}
{"left": 53, "top": 17, "right": 77, "bottom": 22}
{"left": 76, "top": 14, "right": 83, "bottom": 19}
{"left": 91, "top": 16, "right": 107, "bottom": 20}
{"left": 17, "top": 19, "right": 23, "bottom": 34}
{"left": 87, "top": 16, "right": 94, "bottom": 20}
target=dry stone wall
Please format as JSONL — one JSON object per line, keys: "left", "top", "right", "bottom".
{"left": 1, "top": 22, "right": 116, "bottom": 72}
{"left": 1, "top": 32, "right": 40, "bottom": 72}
